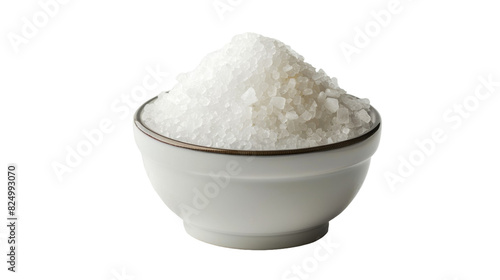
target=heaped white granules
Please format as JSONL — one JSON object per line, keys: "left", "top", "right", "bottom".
{"left": 141, "top": 33, "right": 374, "bottom": 150}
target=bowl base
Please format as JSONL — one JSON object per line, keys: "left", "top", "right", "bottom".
{"left": 184, "top": 222, "right": 329, "bottom": 250}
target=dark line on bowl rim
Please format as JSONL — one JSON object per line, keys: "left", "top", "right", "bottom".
{"left": 134, "top": 96, "right": 381, "bottom": 156}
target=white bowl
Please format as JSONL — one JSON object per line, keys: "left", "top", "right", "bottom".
{"left": 134, "top": 97, "right": 381, "bottom": 249}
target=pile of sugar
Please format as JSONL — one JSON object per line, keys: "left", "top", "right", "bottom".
{"left": 141, "top": 33, "right": 374, "bottom": 150}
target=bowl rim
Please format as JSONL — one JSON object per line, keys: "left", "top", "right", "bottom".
{"left": 134, "top": 95, "right": 381, "bottom": 156}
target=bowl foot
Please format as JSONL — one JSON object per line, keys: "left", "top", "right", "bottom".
{"left": 183, "top": 222, "right": 329, "bottom": 250}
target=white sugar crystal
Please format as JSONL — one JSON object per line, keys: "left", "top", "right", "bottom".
{"left": 317, "top": 91, "right": 326, "bottom": 102}
{"left": 140, "top": 33, "right": 375, "bottom": 150}
{"left": 303, "top": 89, "right": 313, "bottom": 96}
{"left": 299, "top": 111, "right": 313, "bottom": 122}
{"left": 286, "top": 111, "right": 299, "bottom": 120}
{"left": 272, "top": 71, "right": 280, "bottom": 80}
{"left": 342, "top": 95, "right": 363, "bottom": 111}
{"left": 359, "top": 98, "right": 371, "bottom": 109}
{"left": 356, "top": 109, "right": 371, "bottom": 123}
{"left": 242, "top": 87, "right": 258, "bottom": 105}
{"left": 324, "top": 98, "right": 339, "bottom": 113}
{"left": 325, "top": 88, "right": 341, "bottom": 98}
{"left": 337, "top": 108, "right": 350, "bottom": 124}
{"left": 270, "top": 97, "right": 286, "bottom": 109}
{"left": 330, "top": 77, "right": 339, "bottom": 88}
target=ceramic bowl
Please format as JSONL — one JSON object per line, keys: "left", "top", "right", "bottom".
{"left": 134, "top": 96, "right": 381, "bottom": 249}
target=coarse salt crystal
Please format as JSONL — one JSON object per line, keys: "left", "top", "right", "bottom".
{"left": 356, "top": 109, "right": 371, "bottom": 123}
{"left": 140, "top": 33, "right": 375, "bottom": 150}
{"left": 270, "top": 96, "right": 286, "bottom": 109}
{"left": 241, "top": 87, "right": 258, "bottom": 105}
{"left": 324, "top": 98, "right": 339, "bottom": 113}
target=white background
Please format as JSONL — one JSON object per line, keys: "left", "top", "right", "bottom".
{"left": 1, "top": 0, "right": 499, "bottom": 279}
